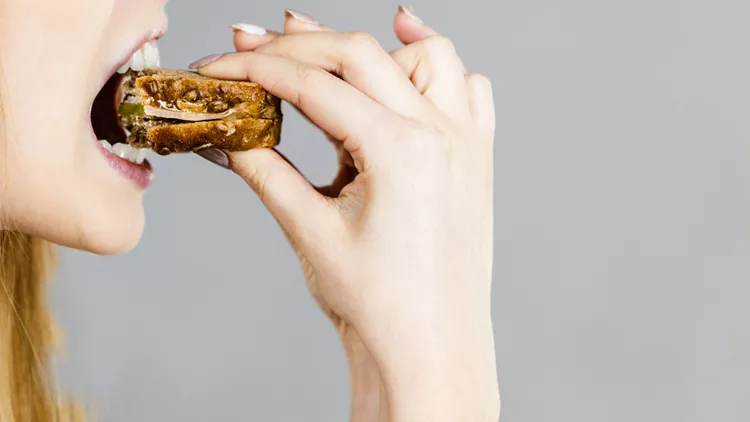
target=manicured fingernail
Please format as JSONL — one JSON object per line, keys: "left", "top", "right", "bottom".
{"left": 188, "top": 54, "right": 224, "bottom": 69}
{"left": 285, "top": 9, "right": 319, "bottom": 24}
{"left": 196, "top": 149, "right": 230, "bottom": 169}
{"left": 231, "top": 23, "right": 267, "bottom": 36}
{"left": 398, "top": 4, "right": 424, "bottom": 24}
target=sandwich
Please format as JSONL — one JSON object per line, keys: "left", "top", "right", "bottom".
{"left": 118, "top": 69, "right": 282, "bottom": 155}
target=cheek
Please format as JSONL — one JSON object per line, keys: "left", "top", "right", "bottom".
{"left": 1, "top": 0, "right": 113, "bottom": 151}
{"left": 2, "top": 68, "right": 146, "bottom": 254}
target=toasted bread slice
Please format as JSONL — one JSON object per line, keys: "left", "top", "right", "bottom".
{"left": 119, "top": 69, "right": 282, "bottom": 155}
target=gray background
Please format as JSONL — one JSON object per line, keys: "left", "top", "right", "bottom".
{"left": 52, "top": 0, "right": 750, "bottom": 421}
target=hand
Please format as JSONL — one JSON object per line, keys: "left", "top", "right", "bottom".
{"left": 193, "top": 7, "right": 498, "bottom": 422}
{"left": 225, "top": 10, "right": 447, "bottom": 422}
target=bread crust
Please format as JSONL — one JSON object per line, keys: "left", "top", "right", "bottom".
{"left": 129, "top": 117, "right": 282, "bottom": 155}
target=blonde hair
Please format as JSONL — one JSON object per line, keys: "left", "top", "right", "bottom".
{"left": 0, "top": 60, "right": 82, "bottom": 422}
{"left": 0, "top": 233, "right": 81, "bottom": 422}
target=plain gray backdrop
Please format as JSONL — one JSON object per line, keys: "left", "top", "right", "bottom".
{"left": 52, "top": 0, "right": 750, "bottom": 421}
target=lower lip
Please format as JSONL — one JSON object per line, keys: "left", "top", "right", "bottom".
{"left": 96, "top": 140, "right": 154, "bottom": 190}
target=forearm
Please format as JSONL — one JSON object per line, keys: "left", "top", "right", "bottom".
{"left": 364, "top": 307, "right": 500, "bottom": 422}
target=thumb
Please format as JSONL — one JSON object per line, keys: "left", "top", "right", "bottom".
{"left": 228, "top": 148, "right": 336, "bottom": 240}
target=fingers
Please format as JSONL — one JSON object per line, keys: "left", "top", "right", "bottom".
{"left": 283, "top": 10, "right": 334, "bottom": 33}
{"left": 390, "top": 7, "right": 470, "bottom": 118}
{"left": 232, "top": 24, "right": 281, "bottom": 52}
{"left": 283, "top": 9, "right": 332, "bottom": 32}
{"left": 195, "top": 51, "right": 397, "bottom": 172}
{"left": 466, "top": 74, "right": 496, "bottom": 139}
{"left": 393, "top": 8, "right": 467, "bottom": 73}
{"left": 232, "top": 10, "right": 333, "bottom": 52}
{"left": 278, "top": 13, "right": 361, "bottom": 179}
{"left": 251, "top": 31, "right": 430, "bottom": 120}
{"left": 228, "top": 148, "right": 340, "bottom": 242}
{"left": 230, "top": 8, "right": 470, "bottom": 123}
{"left": 393, "top": 5, "right": 438, "bottom": 45}
{"left": 232, "top": 16, "right": 360, "bottom": 187}
{"left": 232, "top": 7, "right": 333, "bottom": 52}
{"left": 390, "top": 34, "right": 470, "bottom": 119}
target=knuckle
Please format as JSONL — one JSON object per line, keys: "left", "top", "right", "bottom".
{"left": 346, "top": 31, "right": 381, "bottom": 51}
{"left": 246, "top": 164, "right": 271, "bottom": 202}
{"left": 294, "top": 63, "right": 328, "bottom": 108}
{"left": 296, "top": 62, "right": 327, "bottom": 84}
{"left": 423, "top": 35, "right": 457, "bottom": 57}
{"left": 468, "top": 73, "right": 493, "bottom": 91}
{"left": 241, "top": 53, "right": 258, "bottom": 78}
{"left": 339, "top": 32, "right": 383, "bottom": 77}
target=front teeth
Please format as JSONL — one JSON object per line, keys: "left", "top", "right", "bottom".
{"left": 117, "top": 61, "right": 130, "bottom": 74}
{"left": 130, "top": 49, "right": 146, "bottom": 72}
{"left": 117, "top": 41, "right": 161, "bottom": 74}
{"left": 102, "top": 141, "right": 148, "bottom": 165}
{"left": 142, "top": 43, "right": 160, "bottom": 69}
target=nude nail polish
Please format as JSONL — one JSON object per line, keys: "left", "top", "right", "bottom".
{"left": 231, "top": 23, "right": 267, "bottom": 36}
{"left": 398, "top": 4, "right": 424, "bottom": 24}
{"left": 284, "top": 9, "right": 319, "bottom": 24}
{"left": 188, "top": 54, "right": 224, "bottom": 69}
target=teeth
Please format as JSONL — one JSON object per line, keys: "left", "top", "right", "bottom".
{"left": 135, "top": 148, "right": 148, "bottom": 164}
{"left": 143, "top": 42, "right": 161, "bottom": 68}
{"left": 117, "top": 60, "right": 130, "bottom": 74}
{"left": 105, "top": 142, "right": 148, "bottom": 165}
{"left": 116, "top": 41, "right": 160, "bottom": 74}
{"left": 126, "top": 146, "right": 141, "bottom": 162}
{"left": 130, "top": 49, "right": 145, "bottom": 72}
{"left": 112, "top": 143, "right": 128, "bottom": 158}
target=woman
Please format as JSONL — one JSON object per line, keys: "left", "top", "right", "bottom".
{"left": 0, "top": 0, "right": 498, "bottom": 421}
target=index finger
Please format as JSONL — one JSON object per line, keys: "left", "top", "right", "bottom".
{"left": 193, "top": 51, "right": 398, "bottom": 172}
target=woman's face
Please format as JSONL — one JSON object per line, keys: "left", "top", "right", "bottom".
{"left": 0, "top": 0, "right": 168, "bottom": 254}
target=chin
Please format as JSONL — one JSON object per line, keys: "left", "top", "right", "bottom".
{"left": 17, "top": 211, "right": 145, "bottom": 256}
{"left": 27, "top": 196, "right": 148, "bottom": 256}
{"left": 77, "top": 208, "right": 146, "bottom": 256}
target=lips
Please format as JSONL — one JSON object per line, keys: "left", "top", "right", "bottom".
{"left": 90, "top": 33, "right": 164, "bottom": 189}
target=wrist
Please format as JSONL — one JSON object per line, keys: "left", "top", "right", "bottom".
{"left": 361, "top": 308, "right": 500, "bottom": 422}
{"left": 341, "top": 327, "right": 388, "bottom": 422}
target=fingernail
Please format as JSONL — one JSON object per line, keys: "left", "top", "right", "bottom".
{"left": 398, "top": 4, "right": 424, "bottom": 24}
{"left": 284, "top": 9, "right": 319, "bottom": 24}
{"left": 196, "top": 149, "right": 230, "bottom": 169}
{"left": 231, "top": 23, "right": 267, "bottom": 36}
{"left": 188, "top": 54, "right": 224, "bottom": 70}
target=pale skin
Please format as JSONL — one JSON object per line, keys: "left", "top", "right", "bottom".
{"left": 0, "top": 0, "right": 498, "bottom": 419}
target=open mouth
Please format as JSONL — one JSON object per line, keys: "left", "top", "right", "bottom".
{"left": 91, "top": 40, "right": 161, "bottom": 166}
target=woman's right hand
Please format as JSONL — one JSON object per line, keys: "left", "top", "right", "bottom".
{"left": 193, "top": 8, "right": 498, "bottom": 422}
